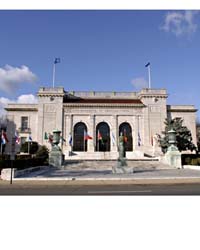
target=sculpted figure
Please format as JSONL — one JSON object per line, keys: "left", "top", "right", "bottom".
{"left": 119, "top": 132, "right": 125, "bottom": 159}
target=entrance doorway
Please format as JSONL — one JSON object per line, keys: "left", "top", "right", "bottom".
{"left": 119, "top": 122, "right": 133, "bottom": 151}
{"left": 96, "top": 122, "right": 110, "bottom": 152}
{"left": 73, "top": 122, "right": 87, "bottom": 151}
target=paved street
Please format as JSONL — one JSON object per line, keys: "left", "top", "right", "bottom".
{"left": 1, "top": 167, "right": 200, "bottom": 195}
{"left": 1, "top": 179, "right": 200, "bottom": 195}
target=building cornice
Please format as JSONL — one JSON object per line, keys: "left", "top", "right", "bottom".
{"left": 167, "top": 108, "right": 197, "bottom": 113}
{"left": 5, "top": 107, "right": 38, "bottom": 111}
{"left": 63, "top": 103, "right": 145, "bottom": 108}
{"left": 167, "top": 105, "right": 197, "bottom": 113}
{"left": 37, "top": 87, "right": 65, "bottom": 97}
{"left": 138, "top": 94, "right": 168, "bottom": 99}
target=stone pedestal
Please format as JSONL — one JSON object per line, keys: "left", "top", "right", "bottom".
{"left": 48, "top": 129, "right": 64, "bottom": 168}
{"left": 164, "top": 145, "right": 182, "bottom": 169}
{"left": 49, "top": 150, "right": 64, "bottom": 169}
{"left": 1, "top": 168, "right": 16, "bottom": 180}
{"left": 112, "top": 158, "right": 133, "bottom": 174}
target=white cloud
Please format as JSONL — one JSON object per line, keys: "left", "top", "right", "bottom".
{"left": 0, "top": 65, "right": 37, "bottom": 94}
{"left": 161, "top": 10, "right": 199, "bottom": 37}
{"left": 17, "top": 94, "right": 38, "bottom": 104}
{"left": 131, "top": 77, "right": 148, "bottom": 90}
{"left": 0, "top": 94, "right": 38, "bottom": 116}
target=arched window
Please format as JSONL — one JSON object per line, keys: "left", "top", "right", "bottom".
{"left": 73, "top": 122, "right": 87, "bottom": 151}
{"left": 119, "top": 122, "right": 133, "bottom": 151}
{"left": 96, "top": 122, "right": 110, "bottom": 152}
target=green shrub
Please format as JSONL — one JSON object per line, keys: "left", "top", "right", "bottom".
{"left": 20, "top": 141, "right": 39, "bottom": 154}
{"left": 182, "top": 154, "right": 200, "bottom": 165}
{"left": 191, "top": 158, "right": 198, "bottom": 165}
{"left": 0, "top": 146, "right": 50, "bottom": 173}
{"left": 35, "top": 145, "right": 49, "bottom": 161}
{"left": 184, "top": 157, "right": 191, "bottom": 165}
{"left": 0, "top": 154, "right": 10, "bottom": 160}
{"left": 16, "top": 154, "right": 31, "bottom": 160}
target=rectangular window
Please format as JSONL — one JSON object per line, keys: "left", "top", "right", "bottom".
{"left": 21, "top": 116, "right": 28, "bottom": 131}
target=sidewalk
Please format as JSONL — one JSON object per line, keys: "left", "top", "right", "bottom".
{"left": 10, "top": 167, "right": 200, "bottom": 185}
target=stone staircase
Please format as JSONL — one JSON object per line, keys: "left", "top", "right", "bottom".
{"left": 63, "top": 159, "right": 172, "bottom": 171}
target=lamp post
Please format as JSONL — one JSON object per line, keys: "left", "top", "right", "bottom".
{"left": 49, "top": 129, "right": 63, "bottom": 169}
{"left": 168, "top": 129, "right": 176, "bottom": 146}
{"left": 165, "top": 128, "right": 182, "bottom": 168}
{"left": 167, "top": 128, "right": 179, "bottom": 152}
{"left": 52, "top": 129, "right": 61, "bottom": 148}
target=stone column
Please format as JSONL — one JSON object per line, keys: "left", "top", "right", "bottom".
{"left": 111, "top": 115, "right": 118, "bottom": 152}
{"left": 65, "top": 114, "right": 73, "bottom": 153}
{"left": 135, "top": 115, "right": 141, "bottom": 150}
{"left": 133, "top": 115, "right": 137, "bottom": 150}
{"left": 88, "top": 115, "right": 95, "bottom": 152}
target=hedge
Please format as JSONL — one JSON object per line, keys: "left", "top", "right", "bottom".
{"left": 0, "top": 156, "right": 48, "bottom": 172}
{"left": 182, "top": 154, "right": 200, "bottom": 166}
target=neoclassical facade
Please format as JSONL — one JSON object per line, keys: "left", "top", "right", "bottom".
{"left": 5, "top": 87, "right": 197, "bottom": 159}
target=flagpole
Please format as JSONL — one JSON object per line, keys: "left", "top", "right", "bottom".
{"left": 97, "top": 130, "right": 99, "bottom": 152}
{"left": 52, "top": 62, "right": 56, "bottom": 88}
{"left": 83, "top": 131, "right": 85, "bottom": 152}
{"left": 1, "top": 130, "right": 3, "bottom": 154}
{"left": 138, "top": 115, "right": 139, "bottom": 147}
{"left": 148, "top": 65, "right": 151, "bottom": 89}
{"left": 28, "top": 141, "right": 30, "bottom": 154}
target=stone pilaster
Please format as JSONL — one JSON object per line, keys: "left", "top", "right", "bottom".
{"left": 88, "top": 115, "right": 95, "bottom": 152}
{"left": 111, "top": 115, "right": 118, "bottom": 152}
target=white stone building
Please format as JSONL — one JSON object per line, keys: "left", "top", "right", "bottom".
{"left": 4, "top": 87, "right": 197, "bottom": 159}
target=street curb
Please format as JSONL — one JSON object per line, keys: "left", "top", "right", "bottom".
{"left": 9, "top": 176, "right": 200, "bottom": 185}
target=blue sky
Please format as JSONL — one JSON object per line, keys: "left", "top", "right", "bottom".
{"left": 0, "top": 10, "right": 200, "bottom": 117}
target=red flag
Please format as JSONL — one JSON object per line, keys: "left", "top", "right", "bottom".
{"left": 84, "top": 130, "right": 92, "bottom": 140}
{"left": 1, "top": 131, "right": 9, "bottom": 143}
{"left": 123, "top": 129, "right": 128, "bottom": 143}
{"left": 97, "top": 130, "right": 102, "bottom": 141}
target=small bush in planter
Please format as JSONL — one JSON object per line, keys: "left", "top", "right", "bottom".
{"left": 35, "top": 145, "right": 49, "bottom": 162}
{"left": 20, "top": 141, "right": 39, "bottom": 154}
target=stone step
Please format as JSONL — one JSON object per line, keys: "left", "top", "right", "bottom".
{"left": 63, "top": 160, "right": 171, "bottom": 170}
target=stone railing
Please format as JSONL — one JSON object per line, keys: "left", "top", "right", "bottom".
{"left": 68, "top": 91, "right": 138, "bottom": 99}
{"left": 139, "top": 88, "right": 167, "bottom": 95}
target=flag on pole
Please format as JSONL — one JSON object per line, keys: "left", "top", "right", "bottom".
{"left": 60, "top": 136, "right": 66, "bottom": 143}
{"left": 111, "top": 132, "right": 116, "bottom": 146}
{"left": 97, "top": 130, "right": 102, "bottom": 140}
{"left": 69, "top": 133, "right": 72, "bottom": 146}
{"left": 1, "top": 131, "right": 8, "bottom": 144}
{"left": 15, "top": 131, "right": 20, "bottom": 144}
{"left": 151, "top": 134, "right": 153, "bottom": 146}
{"left": 27, "top": 134, "right": 32, "bottom": 142}
{"left": 48, "top": 133, "right": 53, "bottom": 144}
{"left": 54, "top": 58, "right": 61, "bottom": 64}
{"left": 84, "top": 130, "right": 92, "bottom": 140}
{"left": 123, "top": 129, "right": 128, "bottom": 143}
{"left": 44, "top": 132, "right": 48, "bottom": 140}
{"left": 145, "top": 62, "right": 150, "bottom": 67}
{"left": 138, "top": 132, "right": 141, "bottom": 146}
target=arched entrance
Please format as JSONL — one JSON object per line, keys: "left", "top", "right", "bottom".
{"left": 73, "top": 122, "right": 87, "bottom": 151}
{"left": 96, "top": 122, "right": 110, "bottom": 152}
{"left": 119, "top": 122, "right": 133, "bottom": 151}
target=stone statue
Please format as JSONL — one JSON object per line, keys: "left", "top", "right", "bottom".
{"left": 119, "top": 132, "right": 125, "bottom": 158}
{"left": 112, "top": 132, "right": 133, "bottom": 174}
